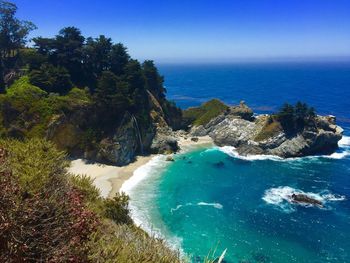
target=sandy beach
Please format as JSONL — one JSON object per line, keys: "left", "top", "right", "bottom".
{"left": 68, "top": 135, "right": 214, "bottom": 199}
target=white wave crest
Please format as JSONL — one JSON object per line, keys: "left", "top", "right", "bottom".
{"left": 219, "top": 146, "right": 283, "bottom": 161}
{"left": 120, "top": 155, "right": 166, "bottom": 194}
{"left": 219, "top": 136, "right": 350, "bottom": 162}
{"left": 170, "top": 202, "right": 223, "bottom": 214}
{"left": 338, "top": 136, "right": 350, "bottom": 147}
{"left": 119, "top": 155, "right": 184, "bottom": 253}
{"left": 262, "top": 186, "right": 346, "bottom": 213}
{"left": 197, "top": 202, "right": 224, "bottom": 209}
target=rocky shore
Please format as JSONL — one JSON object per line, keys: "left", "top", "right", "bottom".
{"left": 189, "top": 101, "right": 343, "bottom": 158}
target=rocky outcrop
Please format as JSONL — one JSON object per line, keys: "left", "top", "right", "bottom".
{"left": 291, "top": 194, "right": 323, "bottom": 207}
{"left": 96, "top": 113, "right": 140, "bottom": 165}
{"left": 229, "top": 100, "right": 254, "bottom": 120}
{"left": 150, "top": 127, "right": 179, "bottom": 154}
{"left": 191, "top": 103, "right": 343, "bottom": 158}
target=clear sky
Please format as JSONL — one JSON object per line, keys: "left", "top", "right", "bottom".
{"left": 12, "top": 0, "right": 350, "bottom": 63}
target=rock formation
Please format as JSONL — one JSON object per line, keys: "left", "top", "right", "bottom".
{"left": 191, "top": 102, "right": 343, "bottom": 158}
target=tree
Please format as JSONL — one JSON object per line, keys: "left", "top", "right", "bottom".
{"left": 29, "top": 63, "right": 72, "bottom": 94}
{"left": 142, "top": 60, "right": 166, "bottom": 100}
{"left": 276, "top": 103, "right": 295, "bottom": 133}
{"left": 94, "top": 71, "right": 130, "bottom": 126}
{"left": 0, "top": 0, "right": 36, "bottom": 91}
{"left": 54, "top": 27, "right": 85, "bottom": 86}
{"left": 110, "top": 43, "right": 130, "bottom": 75}
{"left": 294, "top": 101, "right": 308, "bottom": 129}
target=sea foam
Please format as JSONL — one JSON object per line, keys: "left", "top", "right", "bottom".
{"left": 170, "top": 202, "right": 224, "bottom": 213}
{"left": 120, "top": 155, "right": 184, "bottom": 253}
{"left": 262, "top": 186, "right": 346, "bottom": 213}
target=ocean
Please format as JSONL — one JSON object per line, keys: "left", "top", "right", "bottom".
{"left": 122, "top": 62, "right": 350, "bottom": 263}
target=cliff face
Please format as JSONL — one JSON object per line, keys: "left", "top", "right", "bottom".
{"left": 45, "top": 89, "right": 179, "bottom": 166}
{"left": 191, "top": 103, "right": 343, "bottom": 158}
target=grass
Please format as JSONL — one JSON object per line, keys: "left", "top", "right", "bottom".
{"left": 254, "top": 117, "right": 282, "bottom": 141}
{"left": 183, "top": 99, "right": 228, "bottom": 126}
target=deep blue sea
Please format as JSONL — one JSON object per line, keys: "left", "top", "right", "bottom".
{"left": 124, "top": 62, "right": 350, "bottom": 263}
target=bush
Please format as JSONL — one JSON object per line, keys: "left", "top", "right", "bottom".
{"left": 0, "top": 138, "right": 68, "bottom": 194}
{"left": 88, "top": 221, "right": 181, "bottom": 263}
{"left": 104, "top": 193, "right": 133, "bottom": 225}
{"left": 0, "top": 140, "right": 99, "bottom": 262}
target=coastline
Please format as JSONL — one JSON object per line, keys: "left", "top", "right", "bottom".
{"left": 68, "top": 135, "right": 214, "bottom": 199}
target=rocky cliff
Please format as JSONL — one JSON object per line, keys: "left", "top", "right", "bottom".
{"left": 191, "top": 102, "right": 343, "bottom": 158}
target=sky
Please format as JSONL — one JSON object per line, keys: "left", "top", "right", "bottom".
{"left": 12, "top": 0, "right": 350, "bottom": 63}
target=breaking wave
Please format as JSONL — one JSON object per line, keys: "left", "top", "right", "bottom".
{"left": 120, "top": 155, "right": 184, "bottom": 253}
{"left": 171, "top": 202, "right": 223, "bottom": 214}
{"left": 218, "top": 135, "right": 350, "bottom": 162}
{"left": 262, "top": 186, "right": 346, "bottom": 213}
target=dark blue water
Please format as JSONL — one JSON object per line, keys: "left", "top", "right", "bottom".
{"left": 127, "top": 62, "right": 350, "bottom": 263}
{"left": 159, "top": 62, "right": 350, "bottom": 132}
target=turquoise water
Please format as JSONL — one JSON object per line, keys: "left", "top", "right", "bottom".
{"left": 128, "top": 141, "right": 350, "bottom": 263}
{"left": 126, "top": 63, "right": 350, "bottom": 262}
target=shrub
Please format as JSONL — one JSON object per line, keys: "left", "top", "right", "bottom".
{"left": 88, "top": 221, "right": 181, "bottom": 263}
{"left": 104, "top": 193, "right": 133, "bottom": 225}
{"left": 0, "top": 138, "right": 68, "bottom": 194}
{"left": 0, "top": 141, "right": 99, "bottom": 262}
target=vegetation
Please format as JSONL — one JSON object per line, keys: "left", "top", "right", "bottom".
{"left": 275, "top": 101, "right": 316, "bottom": 134}
{"left": 0, "top": 138, "right": 182, "bottom": 262}
{"left": 254, "top": 101, "right": 317, "bottom": 141}
{"left": 0, "top": 0, "right": 181, "bottom": 154}
{"left": 183, "top": 99, "right": 228, "bottom": 127}
{"left": 254, "top": 116, "right": 283, "bottom": 141}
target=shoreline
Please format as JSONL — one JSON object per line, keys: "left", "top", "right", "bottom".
{"left": 68, "top": 135, "right": 214, "bottom": 199}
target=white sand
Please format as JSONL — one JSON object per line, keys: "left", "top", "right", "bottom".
{"left": 68, "top": 136, "right": 214, "bottom": 199}
{"left": 68, "top": 156, "right": 154, "bottom": 198}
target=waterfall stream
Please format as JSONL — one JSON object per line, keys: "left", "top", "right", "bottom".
{"left": 130, "top": 113, "right": 144, "bottom": 155}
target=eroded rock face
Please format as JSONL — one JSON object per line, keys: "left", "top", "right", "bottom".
{"left": 191, "top": 103, "right": 343, "bottom": 158}
{"left": 150, "top": 127, "right": 179, "bottom": 154}
{"left": 96, "top": 115, "right": 139, "bottom": 166}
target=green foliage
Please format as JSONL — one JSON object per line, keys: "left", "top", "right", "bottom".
{"left": 0, "top": 139, "right": 98, "bottom": 262}
{"left": 88, "top": 221, "right": 181, "bottom": 263}
{"left": 69, "top": 174, "right": 100, "bottom": 203}
{"left": 104, "top": 193, "right": 133, "bottom": 225}
{"left": 0, "top": 138, "right": 68, "bottom": 194}
{"left": 6, "top": 75, "right": 47, "bottom": 97}
{"left": 275, "top": 101, "right": 316, "bottom": 134}
{"left": 29, "top": 63, "right": 72, "bottom": 94}
{"left": 0, "top": 0, "right": 36, "bottom": 91}
{"left": 183, "top": 99, "right": 228, "bottom": 126}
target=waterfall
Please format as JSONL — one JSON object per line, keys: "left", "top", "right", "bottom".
{"left": 129, "top": 113, "right": 144, "bottom": 155}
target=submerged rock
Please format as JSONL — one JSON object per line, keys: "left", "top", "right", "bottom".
{"left": 213, "top": 161, "right": 225, "bottom": 168}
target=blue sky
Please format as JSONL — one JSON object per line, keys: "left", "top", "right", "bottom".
{"left": 13, "top": 0, "right": 350, "bottom": 63}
